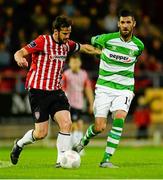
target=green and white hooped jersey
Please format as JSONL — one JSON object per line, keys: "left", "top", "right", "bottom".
{"left": 91, "top": 32, "right": 144, "bottom": 92}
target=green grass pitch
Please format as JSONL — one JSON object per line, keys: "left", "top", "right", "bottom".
{"left": 0, "top": 146, "right": 163, "bottom": 179}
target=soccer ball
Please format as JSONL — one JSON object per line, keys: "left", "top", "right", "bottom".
{"left": 60, "top": 150, "right": 81, "bottom": 169}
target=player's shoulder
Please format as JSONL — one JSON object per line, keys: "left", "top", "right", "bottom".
{"left": 94, "top": 32, "right": 120, "bottom": 41}
{"left": 107, "top": 32, "right": 120, "bottom": 39}
{"left": 40, "top": 34, "right": 56, "bottom": 42}
{"left": 33, "top": 34, "right": 46, "bottom": 44}
{"left": 37, "top": 34, "right": 46, "bottom": 40}
{"left": 67, "top": 39, "right": 77, "bottom": 45}
{"left": 103, "top": 31, "right": 119, "bottom": 38}
{"left": 132, "top": 35, "right": 144, "bottom": 50}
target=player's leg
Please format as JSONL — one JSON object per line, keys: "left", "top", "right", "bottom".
{"left": 10, "top": 89, "right": 49, "bottom": 165}
{"left": 100, "top": 110, "right": 126, "bottom": 168}
{"left": 18, "top": 121, "right": 49, "bottom": 147}
{"left": 73, "top": 117, "right": 107, "bottom": 152}
{"left": 73, "top": 91, "right": 111, "bottom": 152}
{"left": 48, "top": 89, "right": 72, "bottom": 167}
{"left": 71, "top": 109, "right": 83, "bottom": 146}
{"left": 82, "top": 117, "right": 107, "bottom": 145}
{"left": 76, "top": 119, "right": 85, "bottom": 155}
{"left": 100, "top": 94, "right": 133, "bottom": 168}
{"left": 10, "top": 121, "right": 49, "bottom": 165}
{"left": 75, "top": 109, "right": 84, "bottom": 143}
{"left": 54, "top": 110, "right": 72, "bottom": 167}
{"left": 76, "top": 119, "right": 84, "bottom": 143}
{"left": 71, "top": 122, "right": 78, "bottom": 146}
{"left": 70, "top": 108, "right": 79, "bottom": 147}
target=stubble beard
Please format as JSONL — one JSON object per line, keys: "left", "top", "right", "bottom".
{"left": 120, "top": 29, "right": 132, "bottom": 39}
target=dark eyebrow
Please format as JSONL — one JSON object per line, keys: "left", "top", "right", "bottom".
{"left": 61, "top": 31, "right": 71, "bottom": 34}
{"left": 62, "top": 33, "right": 69, "bottom": 35}
{"left": 121, "top": 20, "right": 132, "bottom": 23}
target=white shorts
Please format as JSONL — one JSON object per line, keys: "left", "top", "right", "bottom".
{"left": 93, "top": 87, "right": 134, "bottom": 118}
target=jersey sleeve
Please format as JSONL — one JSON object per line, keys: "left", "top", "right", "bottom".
{"left": 132, "top": 36, "right": 145, "bottom": 56}
{"left": 138, "top": 42, "right": 145, "bottom": 56}
{"left": 68, "top": 40, "right": 80, "bottom": 53}
{"left": 91, "top": 34, "right": 108, "bottom": 49}
{"left": 24, "top": 35, "right": 45, "bottom": 53}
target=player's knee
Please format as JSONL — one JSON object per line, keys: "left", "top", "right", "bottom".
{"left": 114, "top": 110, "right": 127, "bottom": 119}
{"left": 60, "top": 119, "right": 72, "bottom": 132}
{"left": 94, "top": 122, "right": 106, "bottom": 133}
{"left": 34, "top": 130, "right": 48, "bottom": 140}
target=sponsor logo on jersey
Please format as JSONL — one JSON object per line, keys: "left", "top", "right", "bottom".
{"left": 110, "top": 53, "right": 132, "bottom": 62}
{"left": 28, "top": 41, "right": 37, "bottom": 48}
{"left": 49, "top": 55, "right": 67, "bottom": 61}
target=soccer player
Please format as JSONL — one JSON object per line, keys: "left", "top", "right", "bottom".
{"left": 10, "top": 15, "right": 101, "bottom": 167}
{"left": 62, "top": 54, "right": 94, "bottom": 150}
{"left": 73, "top": 9, "right": 144, "bottom": 168}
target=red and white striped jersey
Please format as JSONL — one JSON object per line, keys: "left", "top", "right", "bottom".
{"left": 62, "top": 69, "right": 91, "bottom": 109}
{"left": 24, "top": 35, "right": 80, "bottom": 90}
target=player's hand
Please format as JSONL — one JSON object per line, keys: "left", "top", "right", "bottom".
{"left": 16, "top": 57, "right": 28, "bottom": 68}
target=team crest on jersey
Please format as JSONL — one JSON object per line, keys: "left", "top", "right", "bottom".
{"left": 28, "top": 41, "right": 37, "bottom": 48}
{"left": 129, "top": 50, "right": 135, "bottom": 56}
{"left": 35, "top": 111, "right": 40, "bottom": 120}
{"left": 95, "top": 35, "right": 100, "bottom": 40}
{"left": 62, "top": 44, "right": 67, "bottom": 51}
{"left": 111, "top": 46, "right": 116, "bottom": 50}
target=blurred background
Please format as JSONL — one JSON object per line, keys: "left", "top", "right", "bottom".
{"left": 0, "top": 0, "right": 163, "bottom": 146}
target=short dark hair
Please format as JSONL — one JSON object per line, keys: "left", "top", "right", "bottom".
{"left": 52, "top": 15, "right": 72, "bottom": 31}
{"left": 118, "top": 9, "right": 135, "bottom": 19}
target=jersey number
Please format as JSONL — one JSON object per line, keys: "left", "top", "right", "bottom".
{"left": 125, "top": 97, "right": 128, "bottom": 105}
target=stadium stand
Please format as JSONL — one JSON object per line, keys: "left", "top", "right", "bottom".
{"left": 0, "top": 0, "right": 163, "bottom": 139}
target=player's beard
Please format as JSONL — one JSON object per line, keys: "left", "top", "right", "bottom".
{"left": 120, "top": 28, "right": 132, "bottom": 39}
{"left": 58, "top": 34, "right": 63, "bottom": 44}
{"left": 58, "top": 34, "right": 68, "bottom": 44}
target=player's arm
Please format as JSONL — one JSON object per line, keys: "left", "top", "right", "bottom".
{"left": 85, "top": 85, "right": 94, "bottom": 114}
{"left": 14, "top": 35, "right": 44, "bottom": 68}
{"left": 14, "top": 48, "right": 30, "bottom": 68}
{"left": 84, "top": 75, "right": 94, "bottom": 114}
{"left": 79, "top": 44, "right": 102, "bottom": 55}
{"left": 91, "top": 34, "right": 108, "bottom": 49}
